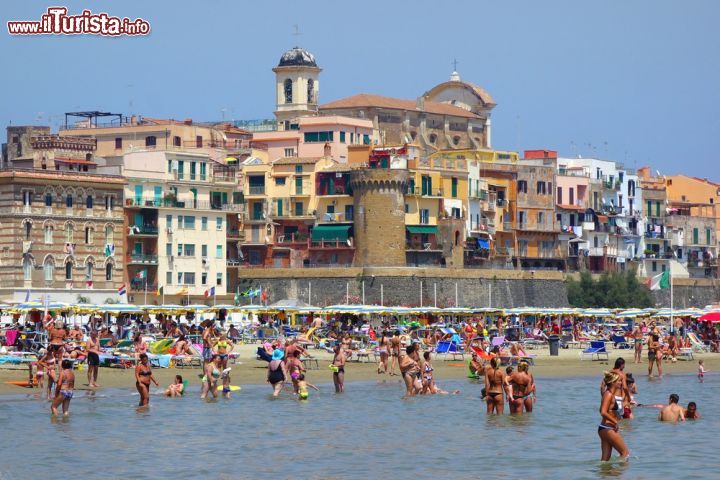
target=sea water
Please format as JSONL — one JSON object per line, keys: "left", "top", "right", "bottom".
{"left": 0, "top": 373, "right": 717, "bottom": 479}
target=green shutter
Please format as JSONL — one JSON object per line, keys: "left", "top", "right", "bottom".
{"left": 707, "top": 228, "right": 711, "bottom": 245}
{"left": 647, "top": 201, "right": 652, "bottom": 217}
{"left": 451, "top": 177, "right": 458, "bottom": 198}
{"left": 693, "top": 228, "right": 699, "bottom": 244}
{"left": 655, "top": 201, "right": 660, "bottom": 217}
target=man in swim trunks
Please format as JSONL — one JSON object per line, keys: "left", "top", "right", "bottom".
{"left": 631, "top": 325, "right": 643, "bottom": 364}
{"left": 659, "top": 394, "right": 685, "bottom": 422}
{"left": 201, "top": 321, "right": 216, "bottom": 368}
{"left": 332, "top": 344, "right": 346, "bottom": 393}
{"left": 85, "top": 330, "right": 101, "bottom": 388}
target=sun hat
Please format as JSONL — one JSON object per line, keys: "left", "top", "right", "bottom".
{"left": 272, "top": 349, "right": 284, "bottom": 361}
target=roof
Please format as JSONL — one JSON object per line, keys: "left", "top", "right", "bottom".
{"left": 320, "top": 93, "right": 480, "bottom": 119}
{"left": 272, "top": 157, "right": 322, "bottom": 165}
{"left": 556, "top": 204, "right": 585, "bottom": 211}
{"left": 424, "top": 79, "right": 496, "bottom": 107}
{"left": 54, "top": 157, "right": 96, "bottom": 166}
{"left": 278, "top": 47, "right": 318, "bottom": 68}
{"left": 318, "top": 163, "right": 353, "bottom": 173}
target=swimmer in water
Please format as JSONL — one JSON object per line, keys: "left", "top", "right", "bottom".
{"left": 51, "top": 360, "right": 75, "bottom": 416}
{"left": 509, "top": 361, "right": 534, "bottom": 414}
{"left": 296, "top": 373, "right": 319, "bottom": 400}
{"left": 697, "top": 360, "right": 707, "bottom": 382}
{"left": 684, "top": 401, "right": 700, "bottom": 420}
{"left": 598, "top": 371, "right": 630, "bottom": 461}
{"left": 135, "top": 353, "right": 158, "bottom": 407}
{"left": 165, "top": 375, "right": 185, "bottom": 397}
{"left": 658, "top": 394, "right": 685, "bottom": 422}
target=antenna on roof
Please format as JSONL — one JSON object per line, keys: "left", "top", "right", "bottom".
{"left": 292, "top": 24, "right": 302, "bottom": 46}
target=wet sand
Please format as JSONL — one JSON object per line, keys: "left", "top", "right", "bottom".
{"left": 1, "top": 345, "right": 717, "bottom": 395}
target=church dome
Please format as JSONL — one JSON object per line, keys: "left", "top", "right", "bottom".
{"left": 278, "top": 47, "right": 318, "bottom": 67}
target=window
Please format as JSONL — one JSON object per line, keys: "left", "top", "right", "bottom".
{"left": 284, "top": 148, "right": 295, "bottom": 158}
{"left": 693, "top": 228, "right": 699, "bottom": 244}
{"left": 345, "top": 204, "right": 354, "bottom": 221}
{"left": 173, "top": 136, "right": 181, "bottom": 147}
{"left": 24, "top": 221, "right": 31, "bottom": 240}
{"left": 295, "top": 164, "right": 303, "bottom": 174}
{"left": 420, "top": 209, "right": 430, "bottom": 224}
{"left": 86, "top": 195, "right": 93, "bottom": 209}
{"left": 451, "top": 177, "right": 458, "bottom": 198}
{"left": 177, "top": 244, "right": 184, "bottom": 256}
{"left": 201, "top": 217, "right": 208, "bottom": 230}
{"left": 363, "top": 134, "right": 370, "bottom": 145}
{"left": 105, "top": 225, "right": 114, "bottom": 244}
{"left": 85, "top": 261, "right": 93, "bottom": 282}
{"left": 145, "top": 136, "right": 157, "bottom": 147}
{"left": 538, "top": 212, "right": 544, "bottom": 225}
{"left": 275, "top": 177, "right": 286, "bottom": 186}
{"left": 536, "top": 181, "right": 545, "bottom": 194}
{"left": 216, "top": 272, "right": 223, "bottom": 286}
{"left": 303, "top": 131, "right": 334, "bottom": 143}
{"left": 185, "top": 272, "right": 196, "bottom": 285}
{"left": 66, "top": 223, "right": 74, "bottom": 243}
{"left": 177, "top": 272, "right": 183, "bottom": 285}
{"left": 628, "top": 180, "right": 635, "bottom": 197}
{"left": 307, "top": 78, "right": 314, "bottom": 102}
{"left": 652, "top": 261, "right": 657, "bottom": 272}
{"left": 200, "top": 163, "right": 207, "bottom": 180}
{"left": 594, "top": 236, "right": 599, "bottom": 248}
{"left": 405, "top": 203, "right": 409, "bottom": 213}
{"left": 339, "top": 131, "right": 346, "bottom": 143}
{"left": 655, "top": 201, "right": 661, "bottom": 217}
{"left": 294, "top": 201, "right": 303, "bottom": 216}
{"left": 216, "top": 245, "right": 223, "bottom": 258}
{"left": 166, "top": 243, "right": 172, "bottom": 256}
{"left": 295, "top": 176, "right": 303, "bottom": 194}
{"left": 201, "top": 244, "right": 208, "bottom": 257}
{"left": 166, "top": 271, "right": 172, "bottom": 285}
{"left": 517, "top": 180, "right": 528, "bottom": 194}
{"left": 84, "top": 226, "right": 93, "bottom": 244}
{"left": 196, "top": 136, "right": 203, "bottom": 148}
{"left": 557, "top": 187, "right": 563, "bottom": 204}
{"left": 421, "top": 176, "right": 432, "bottom": 196}
{"left": 707, "top": 228, "right": 712, "bottom": 245}
{"left": 105, "top": 195, "right": 114, "bottom": 211}
{"left": 185, "top": 216, "right": 196, "bottom": 230}
{"left": 115, "top": 137, "right": 122, "bottom": 149}
{"left": 23, "top": 257, "right": 32, "bottom": 281}
{"left": 66, "top": 194, "right": 73, "bottom": 208}
{"left": 216, "top": 217, "right": 223, "bottom": 230}
{"left": 44, "top": 258, "right": 54, "bottom": 282}
{"left": 22, "top": 191, "right": 33, "bottom": 207}
{"left": 569, "top": 188, "right": 575, "bottom": 205}
{"left": 284, "top": 78, "right": 293, "bottom": 103}
{"left": 647, "top": 200, "right": 652, "bottom": 217}
{"left": 45, "top": 225, "right": 53, "bottom": 244}
{"left": 65, "top": 261, "right": 73, "bottom": 281}
{"left": 184, "top": 244, "right": 195, "bottom": 257}
{"left": 202, "top": 272, "right": 208, "bottom": 285}
{"left": 547, "top": 182, "right": 552, "bottom": 195}
{"left": 105, "top": 262, "right": 113, "bottom": 281}
{"left": 45, "top": 193, "right": 53, "bottom": 207}
{"left": 451, "top": 207, "right": 461, "bottom": 219}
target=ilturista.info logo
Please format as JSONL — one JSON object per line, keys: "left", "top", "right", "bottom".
{"left": 7, "top": 7, "right": 150, "bottom": 36}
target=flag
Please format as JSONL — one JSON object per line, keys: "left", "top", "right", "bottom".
{"left": 24, "top": 290, "right": 30, "bottom": 302}
{"left": 156, "top": 285, "right": 163, "bottom": 297}
{"left": 177, "top": 286, "right": 189, "bottom": 296}
{"left": 203, "top": 286, "right": 216, "bottom": 298}
{"left": 136, "top": 270, "right": 147, "bottom": 280}
{"left": 118, "top": 284, "right": 127, "bottom": 303}
{"left": 86, "top": 280, "right": 93, "bottom": 288}
{"left": 648, "top": 271, "right": 670, "bottom": 291}
{"left": 234, "top": 290, "right": 240, "bottom": 305}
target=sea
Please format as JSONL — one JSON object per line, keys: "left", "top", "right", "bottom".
{"left": 0, "top": 373, "right": 717, "bottom": 479}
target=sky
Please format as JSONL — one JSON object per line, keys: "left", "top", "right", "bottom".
{"left": 2, "top": 0, "right": 719, "bottom": 177}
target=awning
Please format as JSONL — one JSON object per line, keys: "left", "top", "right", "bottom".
{"left": 597, "top": 215, "right": 609, "bottom": 223}
{"left": 407, "top": 226, "right": 438, "bottom": 234}
{"left": 477, "top": 239, "right": 490, "bottom": 249}
{"left": 311, "top": 225, "right": 351, "bottom": 242}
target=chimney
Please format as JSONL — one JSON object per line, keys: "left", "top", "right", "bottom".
{"left": 130, "top": 115, "right": 137, "bottom": 126}
{"left": 184, "top": 118, "right": 193, "bottom": 125}
{"left": 417, "top": 96, "right": 425, "bottom": 111}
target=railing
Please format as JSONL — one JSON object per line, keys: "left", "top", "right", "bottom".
{"left": 0, "top": 166, "right": 125, "bottom": 180}
{"left": 316, "top": 212, "right": 350, "bottom": 222}
{"left": 588, "top": 247, "right": 605, "bottom": 256}
{"left": 227, "top": 228, "right": 243, "bottom": 238}
{"left": 645, "top": 230, "right": 665, "bottom": 239}
{"left": 502, "top": 221, "right": 513, "bottom": 231}
{"left": 129, "top": 226, "right": 158, "bottom": 235}
{"left": 0, "top": 205, "right": 123, "bottom": 220}
{"left": 248, "top": 186, "right": 265, "bottom": 195}
{"left": 125, "top": 197, "right": 244, "bottom": 212}
{"left": 130, "top": 283, "right": 158, "bottom": 292}
{"left": 405, "top": 187, "right": 444, "bottom": 197}
{"left": 128, "top": 254, "right": 158, "bottom": 264}
{"left": 309, "top": 238, "right": 355, "bottom": 249}
{"left": 276, "top": 233, "right": 309, "bottom": 244}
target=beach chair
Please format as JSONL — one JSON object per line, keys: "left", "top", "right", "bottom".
{"left": 611, "top": 334, "right": 631, "bottom": 350}
{"left": 687, "top": 332, "right": 710, "bottom": 353}
{"left": 579, "top": 341, "right": 608, "bottom": 361}
{"left": 491, "top": 336, "right": 506, "bottom": 350}
{"left": 560, "top": 334, "right": 580, "bottom": 349}
{"left": 677, "top": 348, "right": 694, "bottom": 361}
{"left": 436, "top": 340, "right": 465, "bottom": 360}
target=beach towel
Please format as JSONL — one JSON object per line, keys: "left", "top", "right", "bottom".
{"left": 4, "top": 330, "right": 18, "bottom": 346}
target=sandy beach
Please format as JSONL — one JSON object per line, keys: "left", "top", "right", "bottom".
{"left": 2, "top": 345, "right": 717, "bottom": 395}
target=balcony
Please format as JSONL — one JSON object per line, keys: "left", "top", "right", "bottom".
{"left": 502, "top": 221, "right": 513, "bottom": 231}
{"left": 316, "top": 212, "right": 352, "bottom": 223}
{"left": 247, "top": 185, "right": 266, "bottom": 196}
{"left": 128, "top": 254, "right": 158, "bottom": 264}
{"left": 644, "top": 230, "right": 665, "bottom": 240}
{"left": 125, "top": 197, "right": 243, "bottom": 212}
{"left": 276, "top": 233, "right": 309, "bottom": 244}
{"left": 171, "top": 171, "right": 209, "bottom": 183}
{"left": 226, "top": 228, "right": 244, "bottom": 239}
{"left": 405, "top": 186, "right": 444, "bottom": 197}
{"left": 129, "top": 226, "right": 158, "bottom": 236}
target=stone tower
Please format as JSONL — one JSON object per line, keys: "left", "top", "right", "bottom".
{"left": 273, "top": 46, "right": 321, "bottom": 131}
{"left": 351, "top": 169, "right": 409, "bottom": 267}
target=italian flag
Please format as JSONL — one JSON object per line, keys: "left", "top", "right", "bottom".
{"left": 647, "top": 271, "right": 670, "bottom": 291}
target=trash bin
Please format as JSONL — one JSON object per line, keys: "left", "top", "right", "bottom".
{"left": 548, "top": 335, "right": 560, "bottom": 356}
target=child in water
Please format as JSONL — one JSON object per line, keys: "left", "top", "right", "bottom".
{"left": 698, "top": 360, "right": 707, "bottom": 382}
{"left": 296, "top": 373, "right": 319, "bottom": 400}
{"left": 51, "top": 360, "right": 74, "bottom": 416}
{"left": 164, "top": 375, "right": 185, "bottom": 397}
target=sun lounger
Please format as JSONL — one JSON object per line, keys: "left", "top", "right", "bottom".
{"left": 436, "top": 340, "right": 465, "bottom": 360}
{"left": 611, "top": 334, "right": 631, "bottom": 350}
{"left": 677, "top": 348, "right": 694, "bottom": 361}
{"left": 687, "top": 332, "right": 710, "bottom": 353}
{"left": 580, "top": 341, "right": 608, "bottom": 361}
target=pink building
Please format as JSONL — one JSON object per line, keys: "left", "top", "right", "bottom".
{"left": 253, "top": 115, "right": 374, "bottom": 163}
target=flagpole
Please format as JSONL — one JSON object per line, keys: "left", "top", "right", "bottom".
{"left": 162, "top": 286, "right": 165, "bottom": 305}
{"left": 144, "top": 278, "right": 147, "bottom": 305}
{"left": 669, "top": 261, "right": 674, "bottom": 334}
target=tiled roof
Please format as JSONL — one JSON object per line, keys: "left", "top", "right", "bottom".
{"left": 272, "top": 157, "right": 322, "bottom": 165}
{"left": 320, "top": 93, "right": 480, "bottom": 119}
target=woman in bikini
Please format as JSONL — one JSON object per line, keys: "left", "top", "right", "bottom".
{"left": 484, "top": 357, "right": 507, "bottom": 414}
{"left": 377, "top": 332, "right": 390, "bottom": 375}
{"left": 399, "top": 343, "right": 421, "bottom": 397}
{"left": 135, "top": 353, "right": 158, "bottom": 407}
{"left": 598, "top": 371, "right": 630, "bottom": 461}
{"left": 201, "top": 354, "right": 222, "bottom": 400}
{"left": 389, "top": 331, "right": 401, "bottom": 376}
{"left": 509, "top": 361, "right": 533, "bottom": 414}
{"left": 46, "top": 319, "right": 67, "bottom": 367}
{"left": 213, "top": 334, "right": 233, "bottom": 371}
{"left": 133, "top": 333, "right": 148, "bottom": 362}
{"left": 647, "top": 333, "right": 663, "bottom": 378}
{"left": 41, "top": 349, "right": 57, "bottom": 400}
{"left": 51, "top": 359, "right": 75, "bottom": 416}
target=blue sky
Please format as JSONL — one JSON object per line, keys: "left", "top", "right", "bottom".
{"left": 2, "top": 0, "right": 718, "bottom": 177}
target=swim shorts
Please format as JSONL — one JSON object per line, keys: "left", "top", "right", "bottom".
{"left": 87, "top": 352, "right": 100, "bottom": 366}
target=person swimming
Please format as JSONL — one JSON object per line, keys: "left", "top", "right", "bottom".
{"left": 165, "top": 375, "right": 185, "bottom": 397}
{"left": 296, "top": 373, "right": 319, "bottom": 400}
{"left": 659, "top": 394, "right": 685, "bottom": 422}
{"left": 684, "top": 401, "right": 701, "bottom": 420}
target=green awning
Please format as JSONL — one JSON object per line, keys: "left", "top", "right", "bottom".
{"left": 311, "top": 225, "right": 351, "bottom": 242}
{"left": 407, "top": 226, "right": 438, "bottom": 234}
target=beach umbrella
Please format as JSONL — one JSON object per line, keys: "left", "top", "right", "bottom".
{"left": 582, "top": 308, "right": 615, "bottom": 318}
{"left": 95, "top": 304, "right": 144, "bottom": 314}
{"left": 206, "top": 304, "right": 238, "bottom": 312}
{"left": 698, "top": 312, "right": 720, "bottom": 323}
{"left": 616, "top": 309, "right": 650, "bottom": 319}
